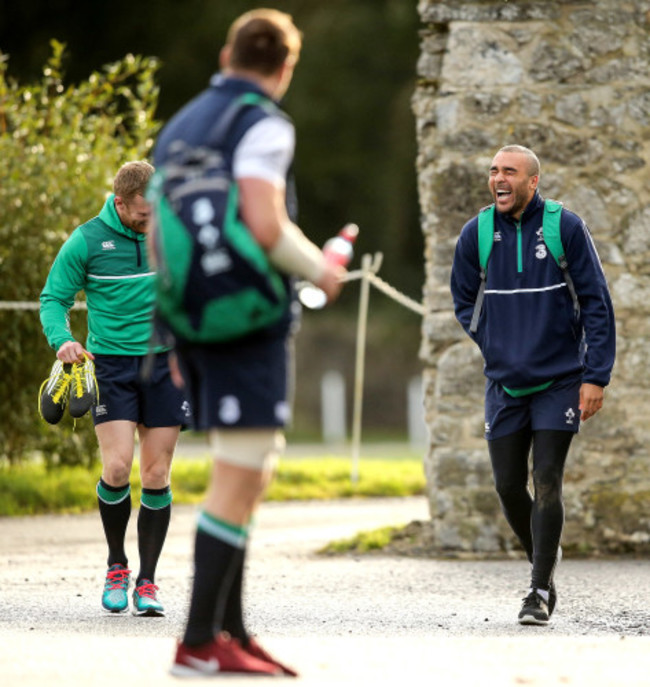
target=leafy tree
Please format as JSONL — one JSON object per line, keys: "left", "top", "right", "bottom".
{"left": 0, "top": 41, "right": 160, "bottom": 466}
{"left": 0, "top": 0, "right": 423, "bottom": 297}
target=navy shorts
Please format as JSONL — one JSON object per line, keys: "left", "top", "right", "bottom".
{"left": 175, "top": 334, "right": 292, "bottom": 431}
{"left": 484, "top": 373, "right": 582, "bottom": 440}
{"left": 91, "top": 353, "right": 191, "bottom": 427}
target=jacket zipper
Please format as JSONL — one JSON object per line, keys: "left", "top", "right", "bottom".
{"left": 516, "top": 219, "right": 523, "bottom": 273}
{"left": 135, "top": 239, "right": 142, "bottom": 267}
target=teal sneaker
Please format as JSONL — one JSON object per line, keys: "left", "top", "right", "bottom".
{"left": 101, "top": 564, "right": 131, "bottom": 613}
{"left": 132, "top": 579, "right": 165, "bottom": 617}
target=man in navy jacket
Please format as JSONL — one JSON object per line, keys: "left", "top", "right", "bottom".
{"left": 451, "top": 145, "right": 615, "bottom": 625}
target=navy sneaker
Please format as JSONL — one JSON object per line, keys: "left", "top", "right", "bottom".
{"left": 548, "top": 580, "right": 557, "bottom": 617}
{"left": 518, "top": 589, "right": 550, "bottom": 625}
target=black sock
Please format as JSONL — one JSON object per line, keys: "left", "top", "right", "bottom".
{"left": 220, "top": 547, "right": 248, "bottom": 644}
{"left": 136, "top": 486, "right": 172, "bottom": 585}
{"left": 183, "top": 514, "right": 247, "bottom": 647}
{"left": 96, "top": 478, "right": 131, "bottom": 568}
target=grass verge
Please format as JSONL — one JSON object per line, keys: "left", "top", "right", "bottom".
{"left": 0, "top": 456, "right": 425, "bottom": 517}
{"left": 318, "top": 525, "right": 403, "bottom": 554}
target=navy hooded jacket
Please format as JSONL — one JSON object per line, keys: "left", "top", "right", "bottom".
{"left": 450, "top": 192, "right": 616, "bottom": 391}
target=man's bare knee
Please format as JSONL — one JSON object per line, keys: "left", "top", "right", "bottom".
{"left": 140, "top": 457, "right": 172, "bottom": 488}
{"left": 102, "top": 456, "right": 133, "bottom": 486}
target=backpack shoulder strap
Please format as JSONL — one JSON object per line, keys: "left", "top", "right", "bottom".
{"left": 477, "top": 204, "right": 496, "bottom": 271}
{"left": 541, "top": 199, "right": 564, "bottom": 266}
{"left": 542, "top": 199, "right": 580, "bottom": 320}
{"left": 207, "top": 92, "right": 278, "bottom": 149}
{"left": 469, "top": 204, "right": 495, "bottom": 334}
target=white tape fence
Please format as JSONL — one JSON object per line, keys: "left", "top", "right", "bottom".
{"left": 1, "top": 252, "right": 426, "bottom": 481}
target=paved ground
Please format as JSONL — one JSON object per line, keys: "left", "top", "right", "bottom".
{"left": 1, "top": 496, "right": 649, "bottom": 686}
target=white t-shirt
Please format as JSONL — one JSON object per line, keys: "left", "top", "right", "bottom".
{"left": 232, "top": 116, "right": 295, "bottom": 189}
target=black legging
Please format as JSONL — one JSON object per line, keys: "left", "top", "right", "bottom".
{"left": 488, "top": 427, "right": 574, "bottom": 590}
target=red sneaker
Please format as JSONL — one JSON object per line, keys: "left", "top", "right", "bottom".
{"left": 170, "top": 633, "right": 280, "bottom": 676}
{"left": 245, "top": 637, "right": 299, "bottom": 677}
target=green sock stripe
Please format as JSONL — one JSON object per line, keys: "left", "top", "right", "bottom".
{"left": 197, "top": 511, "right": 248, "bottom": 549}
{"left": 96, "top": 482, "right": 130, "bottom": 505}
{"left": 141, "top": 489, "right": 172, "bottom": 510}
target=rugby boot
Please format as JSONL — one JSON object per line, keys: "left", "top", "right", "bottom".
{"left": 69, "top": 355, "right": 97, "bottom": 418}
{"left": 38, "top": 360, "right": 73, "bottom": 424}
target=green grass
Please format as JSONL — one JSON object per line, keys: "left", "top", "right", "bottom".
{"left": 267, "top": 458, "right": 425, "bottom": 501}
{"left": 0, "top": 456, "right": 426, "bottom": 516}
{"left": 318, "top": 525, "right": 401, "bottom": 554}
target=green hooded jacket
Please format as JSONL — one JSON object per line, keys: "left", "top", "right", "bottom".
{"left": 40, "top": 194, "right": 166, "bottom": 355}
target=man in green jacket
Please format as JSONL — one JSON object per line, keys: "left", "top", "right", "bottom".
{"left": 40, "top": 161, "right": 189, "bottom": 616}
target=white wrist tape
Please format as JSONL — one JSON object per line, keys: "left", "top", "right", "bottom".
{"left": 268, "top": 223, "right": 326, "bottom": 283}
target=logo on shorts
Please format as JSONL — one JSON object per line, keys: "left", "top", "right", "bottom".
{"left": 565, "top": 407, "right": 576, "bottom": 425}
{"left": 485, "top": 422, "right": 491, "bottom": 434}
{"left": 219, "top": 395, "right": 241, "bottom": 424}
{"left": 181, "top": 401, "right": 192, "bottom": 418}
{"left": 275, "top": 401, "right": 291, "bottom": 424}
{"left": 95, "top": 404, "right": 108, "bottom": 416}
{"left": 102, "top": 241, "right": 116, "bottom": 250}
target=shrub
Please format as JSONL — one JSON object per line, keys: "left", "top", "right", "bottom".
{"left": 0, "top": 41, "right": 160, "bottom": 466}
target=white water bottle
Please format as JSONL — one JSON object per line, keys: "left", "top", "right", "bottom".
{"left": 298, "top": 223, "right": 359, "bottom": 309}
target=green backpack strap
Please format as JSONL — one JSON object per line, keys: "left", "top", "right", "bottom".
{"left": 469, "top": 204, "right": 495, "bottom": 333}
{"left": 477, "top": 204, "right": 496, "bottom": 271}
{"left": 543, "top": 199, "right": 580, "bottom": 320}
{"left": 541, "top": 199, "right": 563, "bottom": 265}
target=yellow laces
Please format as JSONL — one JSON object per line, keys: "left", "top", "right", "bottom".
{"left": 37, "top": 365, "right": 72, "bottom": 418}
{"left": 71, "top": 354, "right": 99, "bottom": 402}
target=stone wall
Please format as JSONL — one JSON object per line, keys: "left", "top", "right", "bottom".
{"left": 414, "top": 0, "right": 650, "bottom": 555}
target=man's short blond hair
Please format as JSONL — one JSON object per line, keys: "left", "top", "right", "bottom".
{"left": 226, "top": 9, "right": 302, "bottom": 76}
{"left": 113, "top": 161, "right": 154, "bottom": 201}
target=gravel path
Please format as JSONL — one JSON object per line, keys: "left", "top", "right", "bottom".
{"left": 0, "top": 497, "right": 648, "bottom": 685}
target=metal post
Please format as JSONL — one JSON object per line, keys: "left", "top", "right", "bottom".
{"left": 321, "top": 370, "right": 346, "bottom": 444}
{"left": 351, "top": 253, "right": 372, "bottom": 483}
